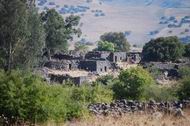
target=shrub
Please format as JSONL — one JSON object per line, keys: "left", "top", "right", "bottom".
{"left": 178, "top": 66, "right": 190, "bottom": 79}
{"left": 184, "top": 43, "right": 190, "bottom": 57}
{"left": 0, "top": 70, "right": 113, "bottom": 124}
{"left": 177, "top": 78, "right": 190, "bottom": 100}
{"left": 0, "top": 70, "right": 48, "bottom": 123}
{"left": 70, "top": 84, "right": 113, "bottom": 104}
{"left": 96, "top": 75, "right": 114, "bottom": 85}
{"left": 144, "top": 85, "right": 177, "bottom": 101}
{"left": 112, "top": 67, "right": 155, "bottom": 100}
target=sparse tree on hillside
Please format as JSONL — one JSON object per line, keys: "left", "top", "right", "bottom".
{"left": 142, "top": 36, "right": 184, "bottom": 62}
{"left": 100, "top": 32, "right": 130, "bottom": 52}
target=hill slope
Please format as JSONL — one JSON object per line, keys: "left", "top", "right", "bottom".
{"left": 37, "top": 0, "right": 190, "bottom": 45}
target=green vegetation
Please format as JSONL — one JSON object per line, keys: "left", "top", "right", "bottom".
{"left": 0, "top": 0, "right": 45, "bottom": 71}
{"left": 0, "top": 0, "right": 190, "bottom": 125}
{"left": 96, "top": 75, "right": 115, "bottom": 86}
{"left": 97, "top": 41, "right": 115, "bottom": 51}
{"left": 177, "top": 78, "right": 190, "bottom": 100}
{"left": 112, "top": 67, "right": 155, "bottom": 100}
{"left": 178, "top": 66, "right": 190, "bottom": 79}
{"left": 0, "top": 70, "right": 113, "bottom": 124}
{"left": 144, "top": 85, "right": 177, "bottom": 101}
{"left": 41, "top": 9, "right": 81, "bottom": 57}
{"left": 142, "top": 36, "right": 184, "bottom": 62}
{"left": 74, "top": 42, "right": 89, "bottom": 54}
{"left": 100, "top": 32, "right": 130, "bottom": 52}
{"left": 184, "top": 43, "right": 190, "bottom": 57}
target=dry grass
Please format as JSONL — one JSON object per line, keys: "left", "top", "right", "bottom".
{"left": 63, "top": 110, "right": 190, "bottom": 126}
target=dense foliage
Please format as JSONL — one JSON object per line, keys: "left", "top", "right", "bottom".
{"left": 97, "top": 41, "right": 115, "bottom": 51}
{"left": 100, "top": 32, "right": 130, "bottom": 52}
{"left": 142, "top": 36, "right": 184, "bottom": 62}
{"left": 177, "top": 78, "right": 190, "bottom": 100}
{"left": 41, "top": 9, "right": 81, "bottom": 57}
{"left": 178, "top": 66, "right": 190, "bottom": 79}
{"left": 184, "top": 43, "right": 190, "bottom": 57}
{"left": 112, "top": 67, "right": 155, "bottom": 100}
{"left": 144, "top": 85, "right": 177, "bottom": 101}
{"left": 0, "top": 70, "right": 113, "bottom": 124}
{"left": 0, "top": 0, "right": 45, "bottom": 71}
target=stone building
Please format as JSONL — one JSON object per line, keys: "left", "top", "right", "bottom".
{"left": 44, "top": 53, "right": 81, "bottom": 71}
{"left": 49, "top": 74, "right": 88, "bottom": 86}
{"left": 127, "top": 52, "right": 141, "bottom": 64}
{"left": 79, "top": 59, "right": 112, "bottom": 74}
{"left": 85, "top": 51, "right": 127, "bottom": 63}
{"left": 109, "top": 52, "right": 127, "bottom": 62}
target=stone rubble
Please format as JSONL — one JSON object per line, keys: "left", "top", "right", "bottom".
{"left": 88, "top": 99, "right": 190, "bottom": 117}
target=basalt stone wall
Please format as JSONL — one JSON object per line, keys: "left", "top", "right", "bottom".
{"left": 79, "top": 60, "right": 97, "bottom": 72}
{"left": 88, "top": 99, "right": 190, "bottom": 116}
{"left": 127, "top": 52, "right": 141, "bottom": 64}
{"left": 85, "top": 51, "right": 111, "bottom": 60}
{"left": 79, "top": 60, "right": 112, "bottom": 74}
{"left": 44, "top": 60, "right": 79, "bottom": 70}
{"left": 96, "top": 60, "right": 112, "bottom": 73}
{"left": 49, "top": 74, "right": 88, "bottom": 85}
{"left": 109, "top": 52, "right": 127, "bottom": 63}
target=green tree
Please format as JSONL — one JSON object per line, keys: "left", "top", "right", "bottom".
{"left": 100, "top": 32, "right": 130, "bottom": 52}
{"left": 0, "top": 0, "right": 29, "bottom": 71}
{"left": 184, "top": 43, "right": 190, "bottom": 57}
{"left": 142, "top": 36, "right": 184, "bottom": 62}
{"left": 112, "top": 67, "right": 155, "bottom": 100}
{"left": 74, "top": 42, "right": 89, "bottom": 54}
{"left": 41, "top": 9, "right": 81, "bottom": 58}
{"left": 177, "top": 78, "right": 190, "bottom": 100}
{"left": 97, "top": 41, "right": 115, "bottom": 51}
{"left": 0, "top": 1, "right": 45, "bottom": 71}
{"left": 16, "top": 7, "right": 45, "bottom": 69}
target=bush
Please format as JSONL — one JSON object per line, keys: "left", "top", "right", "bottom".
{"left": 144, "top": 85, "right": 177, "bottom": 101}
{"left": 96, "top": 75, "right": 114, "bottom": 85}
{"left": 184, "top": 43, "right": 190, "bottom": 57}
{"left": 112, "top": 67, "right": 155, "bottom": 100}
{"left": 178, "top": 66, "right": 190, "bottom": 79}
{"left": 70, "top": 84, "right": 113, "bottom": 104}
{"left": 177, "top": 78, "right": 190, "bottom": 100}
{"left": 0, "top": 70, "right": 113, "bottom": 124}
{"left": 0, "top": 70, "right": 48, "bottom": 123}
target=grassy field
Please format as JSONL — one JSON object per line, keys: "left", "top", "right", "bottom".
{"left": 63, "top": 110, "right": 190, "bottom": 126}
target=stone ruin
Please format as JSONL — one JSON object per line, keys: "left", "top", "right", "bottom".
{"left": 42, "top": 51, "right": 142, "bottom": 85}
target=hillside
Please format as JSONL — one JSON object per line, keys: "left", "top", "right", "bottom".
{"left": 37, "top": 0, "right": 190, "bottom": 45}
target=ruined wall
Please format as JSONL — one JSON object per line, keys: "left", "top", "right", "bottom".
{"left": 79, "top": 60, "right": 97, "bottom": 72}
{"left": 49, "top": 74, "right": 88, "bottom": 85}
{"left": 85, "top": 51, "right": 111, "bottom": 60}
{"left": 44, "top": 60, "right": 79, "bottom": 70}
{"left": 109, "top": 52, "right": 127, "bottom": 62}
{"left": 96, "top": 60, "right": 112, "bottom": 73}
